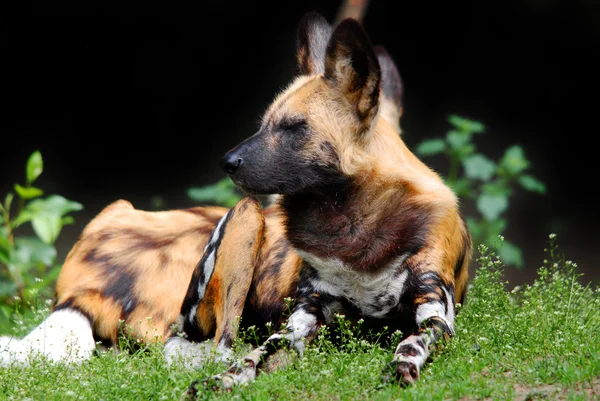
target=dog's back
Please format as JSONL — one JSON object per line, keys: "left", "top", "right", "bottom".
{"left": 55, "top": 200, "right": 228, "bottom": 344}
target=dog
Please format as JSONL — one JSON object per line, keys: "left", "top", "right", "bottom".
{"left": 185, "top": 12, "right": 472, "bottom": 390}
{"left": 0, "top": 12, "right": 471, "bottom": 391}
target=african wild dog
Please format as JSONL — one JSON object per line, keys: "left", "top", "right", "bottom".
{"left": 0, "top": 11, "right": 471, "bottom": 391}
{"left": 182, "top": 12, "right": 471, "bottom": 390}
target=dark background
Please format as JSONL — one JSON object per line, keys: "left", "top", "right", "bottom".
{"left": 3, "top": 1, "right": 600, "bottom": 285}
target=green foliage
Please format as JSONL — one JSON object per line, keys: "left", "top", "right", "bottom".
{"left": 415, "top": 115, "right": 546, "bottom": 267}
{"left": 0, "top": 151, "right": 83, "bottom": 332}
{"left": 187, "top": 177, "right": 242, "bottom": 208}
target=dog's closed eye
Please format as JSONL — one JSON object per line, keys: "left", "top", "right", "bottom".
{"left": 279, "top": 119, "right": 307, "bottom": 133}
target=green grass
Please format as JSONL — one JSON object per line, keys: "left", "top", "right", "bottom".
{"left": 1, "top": 236, "right": 599, "bottom": 401}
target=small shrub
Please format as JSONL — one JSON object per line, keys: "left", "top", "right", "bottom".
{"left": 0, "top": 151, "right": 83, "bottom": 333}
{"left": 415, "top": 115, "right": 546, "bottom": 267}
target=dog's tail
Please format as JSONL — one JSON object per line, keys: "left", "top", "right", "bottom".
{"left": 0, "top": 308, "right": 96, "bottom": 366}
{"left": 334, "top": 0, "right": 371, "bottom": 25}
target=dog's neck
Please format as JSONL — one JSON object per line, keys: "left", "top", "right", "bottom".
{"left": 279, "top": 178, "right": 432, "bottom": 273}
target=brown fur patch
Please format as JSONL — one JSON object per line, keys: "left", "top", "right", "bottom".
{"left": 55, "top": 200, "right": 228, "bottom": 344}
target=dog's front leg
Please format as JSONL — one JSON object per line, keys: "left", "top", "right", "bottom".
{"left": 189, "top": 283, "right": 326, "bottom": 394}
{"left": 386, "top": 270, "right": 456, "bottom": 385}
{"left": 204, "top": 307, "right": 320, "bottom": 392}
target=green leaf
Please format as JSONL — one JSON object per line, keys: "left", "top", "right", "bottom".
{"left": 31, "top": 214, "right": 62, "bottom": 244}
{"left": 518, "top": 175, "right": 546, "bottom": 194}
{"left": 10, "top": 209, "right": 35, "bottom": 229}
{"left": 415, "top": 138, "right": 446, "bottom": 156}
{"left": 26, "top": 150, "right": 44, "bottom": 184}
{"left": 11, "top": 195, "right": 81, "bottom": 230}
{"left": 498, "top": 145, "right": 529, "bottom": 177}
{"left": 462, "top": 154, "right": 496, "bottom": 181}
{"left": 446, "top": 130, "right": 471, "bottom": 151}
{"left": 449, "top": 115, "right": 485, "bottom": 133}
{"left": 467, "top": 217, "right": 508, "bottom": 246}
{"left": 447, "top": 178, "right": 473, "bottom": 198}
{"left": 486, "top": 218, "right": 508, "bottom": 238}
{"left": 466, "top": 217, "right": 484, "bottom": 243}
{"left": 0, "top": 235, "right": 12, "bottom": 264}
{"left": 481, "top": 182, "right": 512, "bottom": 197}
{"left": 477, "top": 193, "right": 508, "bottom": 221}
{"left": 188, "top": 178, "right": 242, "bottom": 208}
{"left": 13, "top": 237, "right": 56, "bottom": 267}
{"left": 498, "top": 240, "right": 523, "bottom": 268}
{"left": 61, "top": 216, "right": 75, "bottom": 225}
{"left": 14, "top": 184, "right": 44, "bottom": 200}
{"left": 25, "top": 195, "right": 83, "bottom": 217}
{"left": 4, "top": 193, "right": 14, "bottom": 212}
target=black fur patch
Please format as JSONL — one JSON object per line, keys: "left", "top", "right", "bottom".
{"left": 395, "top": 344, "right": 422, "bottom": 357}
{"left": 84, "top": 248, "right": 140, "bottom": 320}
{"left": 283, "top": 183, "right": 430, "bottom": 272}
{"left": 180, "top": 208, "right": 234, "bottom": 339}
{"left": 103, "top": 269, "right": 138, "bottom": 316}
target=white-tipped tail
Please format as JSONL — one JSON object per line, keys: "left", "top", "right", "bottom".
{"left": 0, "top": 309, "right": 95, "bottom": 366}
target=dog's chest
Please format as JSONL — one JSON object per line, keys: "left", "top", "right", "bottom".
{"left": 297, "top": 251, "right": 410, "bottom": 318}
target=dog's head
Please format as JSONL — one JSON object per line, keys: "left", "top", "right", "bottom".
{"left": 221, "top": 12, "right": 403, "bottom": 195}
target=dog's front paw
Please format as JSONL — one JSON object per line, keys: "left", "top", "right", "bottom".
{"left": 184, "top": 360, "right": 258, "bottom": 398}
{"left": 183, "top": 374, "right": 236, "bottom": 399}
{"left": 383, "top": 360, "right": 419, "bottom": 386}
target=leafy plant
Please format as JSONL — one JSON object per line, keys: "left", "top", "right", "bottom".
{"left": 415, "top": 115, "right": 546, "bottom": 267}
{"left": 187, "top": 177, "right": 242, "bottom": 208}
{"left": 0, "top": 151, "right": 83, "bottom": 330}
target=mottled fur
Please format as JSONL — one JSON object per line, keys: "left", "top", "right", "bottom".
{"left": 1, "top": 11, "right": 471, "bottom": 393}
{"left": 196, "top": 12, "right": 471, "bottom": 391}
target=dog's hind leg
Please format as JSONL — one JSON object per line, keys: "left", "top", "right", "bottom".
{"left": 0, "top": 308, "right": 95, "bottom": 366}
{"left": 164, "top": 196, "right": 265, "bottom": 369}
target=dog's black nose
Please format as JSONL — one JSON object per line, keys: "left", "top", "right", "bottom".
{"left": 220, "top": 152, "right": 243, "bottom": 174}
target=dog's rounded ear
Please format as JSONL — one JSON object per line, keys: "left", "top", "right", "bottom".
{"left": 324, "top": 18, "right": 381, "bottom": 134}
{"left": 296, "top": 12, "right": 333, "bottom": 75}
{"left": 374, "top": 45, "right": 403, "bottom": 126}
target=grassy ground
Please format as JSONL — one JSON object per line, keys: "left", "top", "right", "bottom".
{"left": 1, "top": 237, "right": 599, "bottom": 401}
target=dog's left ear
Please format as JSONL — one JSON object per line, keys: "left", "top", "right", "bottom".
{"left": 324, "top": 18, "right": 381, "bottom": 134}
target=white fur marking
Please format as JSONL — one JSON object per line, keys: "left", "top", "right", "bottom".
{"left": 284, "top": 309, "right": 317, "bottom": 357}
{"left": 196, "top": 210, "right": 230, "bottom": 301}
{"left": 286, "top": 310, "right": 317, "bottom": 341}
{"left": 443, "top": 286, "right": 456, "bottom": 333}
{"left": 0, "top": 309, "right": 95, "bottom": 366}
{"left": 197, "top": 250, "right": 216, "bottom": 300}
{"left": 297, "top": 250, "right": 411, "bottom": 316}
{"left": 187, "top": 304, "right": 198, "bottom": 325}
{"left": 415, "top": 301, "right": 446, "bottom": 326}
{"left": 393, "top": 334, "right": 432, "bottom": 370}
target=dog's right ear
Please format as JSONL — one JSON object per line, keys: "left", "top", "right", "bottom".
{"left": 374, "top": 45, "right": 404, "bottom": 127}
{"left": 296, "top": 12, "right": 333, "bottom": 75}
